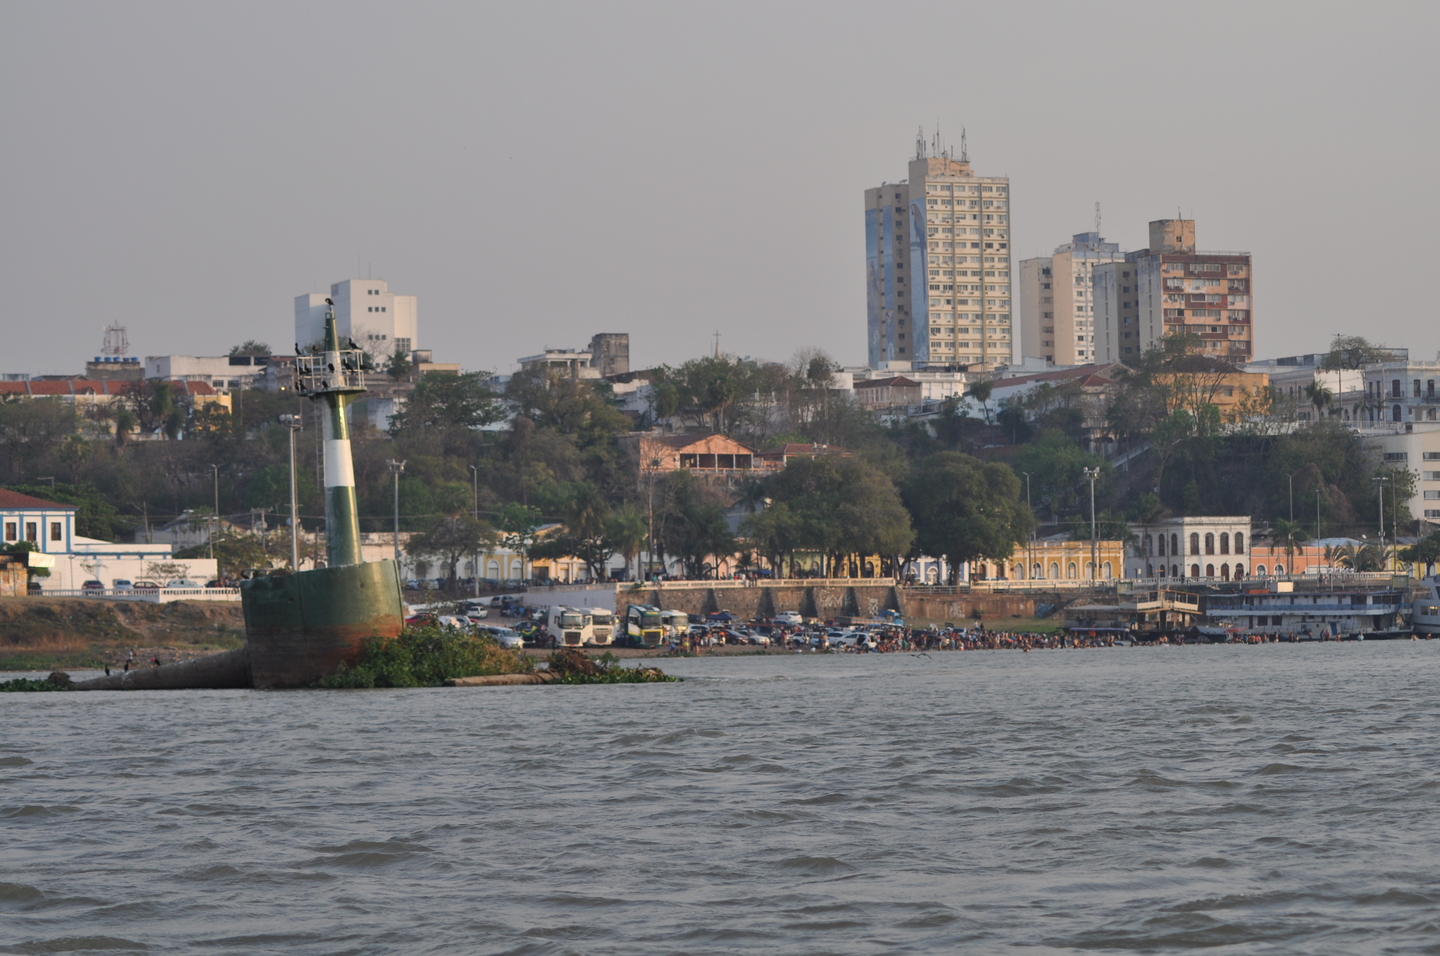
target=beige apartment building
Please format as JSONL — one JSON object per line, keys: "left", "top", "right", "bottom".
{"left": 1018, "top": 232, "right": 1125, "bottom": 366}
{"left": 865, "top": 138, "right": 1013, "bottom": 371}
{"left": 1094, "top": 220, "right": 1253, "bottom": 365}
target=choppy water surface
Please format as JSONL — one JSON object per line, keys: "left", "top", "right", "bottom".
{"left": 6, "top": 645, "right": 1440, "bottom": 954}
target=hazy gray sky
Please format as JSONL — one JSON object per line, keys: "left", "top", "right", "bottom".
{"left": 3, "top": 1, "right": 1436, "bottom": 375}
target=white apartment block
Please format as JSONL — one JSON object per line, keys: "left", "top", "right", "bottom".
{"left": 1018, "top": 232, "right": 1123, "bottom": 366}
{"left": 1352, "top": 422, "right": 1440, "bottom": 526}
{"left": 865, "top": 139, "right": 1013, "bottom": 371}
{"left": 296, "top": 279, "right": 417, "bottom": 357}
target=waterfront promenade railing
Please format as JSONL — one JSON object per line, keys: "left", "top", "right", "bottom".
{"left": 29, "top": 588, "right": 241, "bottom": 604}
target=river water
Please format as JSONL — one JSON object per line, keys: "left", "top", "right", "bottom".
{"left": 5, "top": 644, "right": 1440, "bottom": 955}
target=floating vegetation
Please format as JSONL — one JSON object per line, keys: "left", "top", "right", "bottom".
{"left": 545, "top": 648, "right": 679, "bottom": 684}
{"left": 1, "top": 672, "right": 74, "bottom": 693}
{"left": 318, "top": 626, "right": 534, "bottom": 689}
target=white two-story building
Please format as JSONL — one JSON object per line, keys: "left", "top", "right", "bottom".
{"left": 1, "top": 489, "right": 216, "bottom": 590}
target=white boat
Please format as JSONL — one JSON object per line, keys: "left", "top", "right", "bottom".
{"left": 1413, "top": 575, "right": 1440, "bottom": 637}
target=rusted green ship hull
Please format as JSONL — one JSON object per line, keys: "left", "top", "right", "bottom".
{"left": 241, "top": 560, "right": 404, "bottom": 688}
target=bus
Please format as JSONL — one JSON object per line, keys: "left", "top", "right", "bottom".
{"left": 587, "top": 607, "right": 616, "bottom": 646}
{"left": 625, "top": 604, "right": 665, "bottom": 647}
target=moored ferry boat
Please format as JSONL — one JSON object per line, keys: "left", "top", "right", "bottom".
{"left": 1414, "top": 575, "right": 1440, "bottom": 637}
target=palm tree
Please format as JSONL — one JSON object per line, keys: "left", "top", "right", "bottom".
{"left": 1272, "top": 518, "right": 1307, "bottom": 576}
{"left": 604, "top": 505, "right": 648, "bottom": 582}
{"left": 967, "top": 379, "right": 994, "bottom": 425}
{"left": 1304, "top": 381, "right": 1334, "bottom": 420}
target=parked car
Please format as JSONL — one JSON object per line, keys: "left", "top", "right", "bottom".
{"left": 477, "top": 625, "right": 525, "bottom": 649}
{"left": 132, "top": 580, "right": 161, "bottom": 591}
{"left": 82, "top": 580, "right": 105, "bottom": 594}
{"left": 774, "top": 611, "right": 803, "bottom": 626}
{"left": 457, "top": 602, "right": 489, "bottom": 619}
{"left": 166, "top": 579, "right": 201, "bottom": 589}
{"left": 112, "top": 579, "right": 133, "bottom": 592}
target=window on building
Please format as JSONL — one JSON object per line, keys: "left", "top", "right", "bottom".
{"left": 1220, "top": 532, "right": 1230, "bottom": 554}
{"left": 3, "top": 522, "right": 14, "bottom": 541}
{"left": 1234, "top": 533, "right": 1244, "bottom": 554}
{"left": 1190, "top": 533, "right": 1200, "bottom": 555}
{"left": 49, "top": 522, "right": 61, "bottom": 542}
{"left": 25, "top": 522, "right": 37, "bottom": 542}
{"left": 1205, "top": 533, "right": 1215, "bottom": 555}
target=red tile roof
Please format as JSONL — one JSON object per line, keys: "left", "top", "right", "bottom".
{"left": 0, "top": 489, "right": 77, "bottom": 511}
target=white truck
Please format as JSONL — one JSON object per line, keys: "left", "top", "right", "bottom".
{"left": 587, "top": 607, "right": 617, "bottom": 646}
{"left": 546, "top": 606, "right": 591, "bottom": 647}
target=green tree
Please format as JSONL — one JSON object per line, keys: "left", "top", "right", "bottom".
{"left": 406, "top": 513, "right": 494, "bottom": 586}
{"left": 7, "top": 482, "right": 122, "bottom": 540}
{"left": 901, "top": 452, "right": 1033, "bottom": 581}
{"left": 967, "top": 379, "right": 994, "bottom": 424}
{"left": 1271, "top": 518, "right": 1308, "bottom": 576}
{"left": 744, "top": 455, "right": 913, "bottom": 578}
{"left": 390, "top": 372, "right": 503, "bottom": 434}
{"left": 1399, "top": 533, "right": 1440, "bottom": 576}
{"left": 1009, "top": 431, "right": 1107, "bottom": 524}
{"left": 387, "top": 348, "right": 413, "bottom": 381}
{"left": 228, "top": 341, "right": 272, "bottom": 357}
{"left": 1320, "top": 335, "right": 1393, "bottom": 370}
{"left": 605, "top": 504, "right": 648, "bottom": 581}
{"left": 0, "top": 399, "right": 79, "bottom": 481}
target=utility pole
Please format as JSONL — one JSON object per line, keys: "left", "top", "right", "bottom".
{"left": 387, "top": 459, "right": 406, "bottom": 565}
{"left": 1084, "top": 467, "right": 1100, "bottom": 582}
{"left": 280, "top": 414, "right": 302, "bottom": 570}
{"left": 469, "top": 463, "right": 480, "bottom": 597}
{"left": 1287, "top": 472, "right": 1296, "bottom": 522}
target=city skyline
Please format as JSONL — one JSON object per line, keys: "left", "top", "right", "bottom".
{"left": 2, "top": 2, "right": 1437, "bottom": 376}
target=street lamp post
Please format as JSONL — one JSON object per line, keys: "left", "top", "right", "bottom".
{"left": 280, "top": 414, "right": 302, "bottom": 570}
{"left": 1021, "top": 471, "right": 1033, "bottom": 583}
{"left": 387, "top": 459, "right": 406, "bottom": 566}
{"left": 1083, "top": 466, "right": 1100, "bottom": 583}
{"left": 1373, "top": 475, "right": 1389, "bottom": 572}
{"left": 210, "top": 464, "right": 219, "bottom": 561}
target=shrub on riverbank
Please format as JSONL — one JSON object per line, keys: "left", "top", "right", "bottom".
{"left": 318, "top": 626, "right": 534, "bottom": 689}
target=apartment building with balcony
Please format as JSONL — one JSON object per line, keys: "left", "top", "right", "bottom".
{"left": 865, "top": 138, "right": 1013, "bottom": 371}
{"left": 1094, "top": 220, "right": 1253, "bottom": 365}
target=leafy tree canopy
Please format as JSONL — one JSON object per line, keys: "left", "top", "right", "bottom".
{"left": 902, "top": 452, "right": 1033, "bottom": 571}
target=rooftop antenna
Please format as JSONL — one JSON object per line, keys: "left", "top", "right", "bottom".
{"left": 960, "top": 127, "right": 968, "bottom": 163}
{"left": 713, "top": 330, "right": 721, "bottom": 359}
{"left": 1095, "top": 201, "right": 1102, "bottom": 238}
{"left": 101, "top": 323, "right": 129, "bottom": 356}
{"left": 915, "top": 126, "right": 925, "bottom": 160}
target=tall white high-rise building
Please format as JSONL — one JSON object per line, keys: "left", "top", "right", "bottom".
{"left": 295, "top": 279, "right": 418, "bottom": 357}
{"left": 1018, "top": 232, "right": 1123, "bottom": 366}
{"left": 864, "top": 133, "right": 1012, "bottom": 370}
